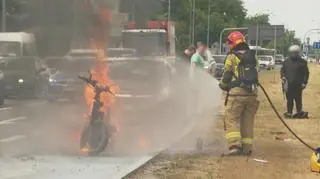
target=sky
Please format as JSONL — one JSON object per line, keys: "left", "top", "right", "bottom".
{"left": 244, "top": 0, "right": 320, "bottom": 42}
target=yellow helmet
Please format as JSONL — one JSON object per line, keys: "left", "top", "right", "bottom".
{"left": 311, "top": 148, "right": 320, "bottom": 172}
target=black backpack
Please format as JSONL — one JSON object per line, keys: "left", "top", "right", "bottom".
{"left": 233, "top": 50, "right": 258, "bottom": 92}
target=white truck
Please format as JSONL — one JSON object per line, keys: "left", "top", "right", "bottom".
{"left": 0, "top": 32, "right": 37, "bottom": 57}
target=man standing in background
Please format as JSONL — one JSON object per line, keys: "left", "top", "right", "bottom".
{"left": 281, "top": 45, "right": 309, "bottom": 119}
{"left": 191, "top": 43, "right": 206, "bottom": 70}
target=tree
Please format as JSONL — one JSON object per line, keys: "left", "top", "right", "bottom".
{"left": 245, "top": 13, "right": 270, "bottom": 25}
{"left": 266, "top": 30, "right": 301, "bottom": 55}
{"left": 159, "top": 0, "right": 247, "bottom": 50}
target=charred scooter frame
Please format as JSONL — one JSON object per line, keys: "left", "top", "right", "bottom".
{"left": 78, "top": 74, "right": 114, "bottom": 156}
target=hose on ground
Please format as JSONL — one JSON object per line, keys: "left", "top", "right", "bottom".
{"left": 258, "top": 83, "right": 316, "bottom": 151}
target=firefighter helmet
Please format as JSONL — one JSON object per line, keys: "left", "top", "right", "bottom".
{"left": 311, "top": 148, "right": 320, "bottom": 173}
{"left": 227, "top": 31, "right": 245, "bottom": 49}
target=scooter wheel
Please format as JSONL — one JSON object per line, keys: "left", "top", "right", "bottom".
{"left": 80, "top": 121, "right": 90, "bottom": 150}
{"left": 87, "top": 120, "right": 110, "bottom": 156}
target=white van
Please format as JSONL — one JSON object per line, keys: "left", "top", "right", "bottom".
{"left": 0, "top": 32, "right": 37, "bottom": 57}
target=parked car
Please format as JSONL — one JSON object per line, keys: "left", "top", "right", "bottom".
{"left": 258, "top": 56, "right": 275, "bottom": 70}
{"left": 211, "top": 55, "right": 226, "bottom": 79}
{"left": 275, "top": 54, "right": 285, "bottom": 65}
{"left": 0, "top": 57, "right": 51, "bottom": 99}
{"left": 47, "top": 57, "right": 92, "bottom": 101}
{"left": 65, "top": 48, "right": 137, "bottom": 61}
{"left": 47, "top": 49, "right": 173, "bottom": 109}
{"left": 65, "top": 49, "right": 96, "bottom": 60}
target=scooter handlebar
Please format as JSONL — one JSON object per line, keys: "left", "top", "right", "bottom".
{"left": 78, "top": 75, "right": 112, "bottom": 94}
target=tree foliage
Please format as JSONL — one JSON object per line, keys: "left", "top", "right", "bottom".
{"left": 266, "top": 30, "right": 301, "bottom": 55}
{"left": 160, "top": 0, "right": 247, "bottom": 50}
{"left": 245, "top": 14, "right": 270, "bottom": 25}
{"left": 159, "top": 0, "right": 300, "bottom": 53}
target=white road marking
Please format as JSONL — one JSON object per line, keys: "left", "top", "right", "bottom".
{"left": 0, "top": 117, "right": 27, "bottom": 125}
{"left": 116, "top": 94, "right": 152, "bottom": 98}
{"left": 0, "top": 107, "right": 12, "bottom": 111}
{"left": 25, "top": 101, "right": 47, "bottom": 107}
{"left": 0, "top": 135, "right": 26, "bottom": 143}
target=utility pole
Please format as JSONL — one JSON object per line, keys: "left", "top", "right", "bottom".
{"left": 189, "top": 0, "right": 192, "bottom": 45}
{"left": 274, "top": 25, "right": 277, "bottom": 57}
{"left": 273, "top": 25, "right": 277, "bottom": 83}
{"left": 206, "top": 0, "right": 211, "bottom": 47}
{"left": 168, "top": 0, "right": 171, "bottom": 22}
{"left": 2, "top": 0, "right": 6, "bottom": 32}
{"left": 192, "top": 0, "right": 195, "bottom": 45}
{"left": 255, "top": 24, "right": 259, "bottom": 56}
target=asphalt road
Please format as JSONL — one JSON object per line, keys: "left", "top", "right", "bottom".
{"left": 0, "top": 99, "right": 84, "bottom": 156}
{"left": 0, "top": 95, "right": 209, "bottom": 178}
{"left": 0, "top": 65, "right": 220, "bottom": 178}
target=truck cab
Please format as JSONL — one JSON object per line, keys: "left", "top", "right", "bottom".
{"left": 0, "top": 32, "right": 37, "bottom": 58}
{"left": 122, "top": 20, "right": 176, "bottom": 57}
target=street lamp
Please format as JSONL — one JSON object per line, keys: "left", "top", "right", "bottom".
{"left": 192, "top": 0, "right": 195, "bottom": 45}
{"left": 187, "top": 0, "right": 196, "bottom": 45}
{"left": 2, "top": 0, "right": 6, "bottom": 32}
{"left": 303, "top": 29, "right": 320, "bottom": 59}
{"left": 168, "top": 0, "right": 171, "bottom": 22}
{"left": 206, "top": 0, "right": 211, "bottom": 47}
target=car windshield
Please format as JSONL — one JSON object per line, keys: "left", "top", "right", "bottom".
{"left": 68, "top": 50, "right": 96, "bottom": 58}
{"left": 213, "top": 56, "right": 226, "bottom": 64}
{"left": 63, "top": 59, "right": 94, "bottom": 73}
{"left": 0, "top": 41, "right": 21, "bottom": 56}
{"left": 4, "top": 57, "right": 35, "bottom": 71}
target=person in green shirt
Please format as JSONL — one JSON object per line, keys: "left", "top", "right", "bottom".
{"left": 191, "top": 43, "right": 206, "bottom": 69}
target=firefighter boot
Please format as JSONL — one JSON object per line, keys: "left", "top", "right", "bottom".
{"left": 224, "top": 146, "right": 243, "bottom": 156}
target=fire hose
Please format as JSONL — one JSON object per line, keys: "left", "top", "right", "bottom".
{"left": 258, "top": 83, "right": 316, "bottom": 152}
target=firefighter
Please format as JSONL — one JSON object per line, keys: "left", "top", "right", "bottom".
{"left": 219, "top": 31, "right": 260, "bottom": 156}
{"left": 281, "top": 45, "right": 309, "bottom": 119}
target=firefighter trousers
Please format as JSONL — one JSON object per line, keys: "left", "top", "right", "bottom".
{"left": 224, "top": 95, "right": 260, "bottom": 153}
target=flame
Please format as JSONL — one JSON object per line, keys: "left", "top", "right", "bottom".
{"left": 84, "top": 4, "right": 120, "bottom": 128}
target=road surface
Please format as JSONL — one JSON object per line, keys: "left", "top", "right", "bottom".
{"left": 0, "top": 66, "right": 220, "bottom": 178}
{"left": 0, "top": 95, "right": 209, "bottom": 178}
